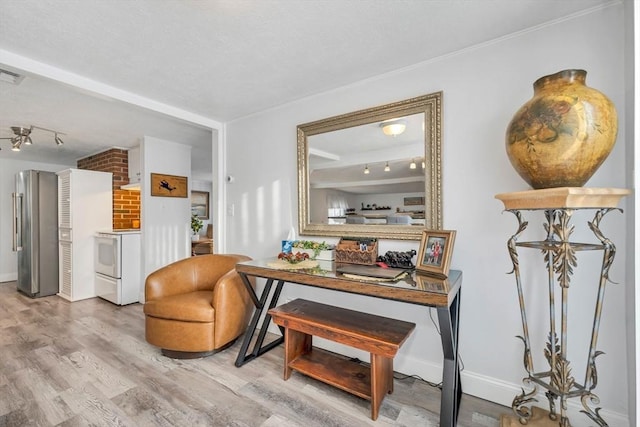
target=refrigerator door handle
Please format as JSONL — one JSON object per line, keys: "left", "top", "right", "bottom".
{"left": 12, "top": 192, "right": 22, "bottom": 251}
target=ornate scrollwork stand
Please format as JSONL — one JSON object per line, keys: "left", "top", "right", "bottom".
{"left": 495, "top": 188, "right": 629, "bottom": 427}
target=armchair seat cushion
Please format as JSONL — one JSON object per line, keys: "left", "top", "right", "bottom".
{"left": 144, "top": 291, "right": 215, "bottom": 323}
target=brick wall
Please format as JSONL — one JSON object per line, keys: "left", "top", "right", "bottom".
{"left": 77, "top": 148, "right": 141, "bottom": 230}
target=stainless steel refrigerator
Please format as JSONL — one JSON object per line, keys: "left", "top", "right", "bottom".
{"left": 13, "top": 170, "right": 59, "bottom": 297}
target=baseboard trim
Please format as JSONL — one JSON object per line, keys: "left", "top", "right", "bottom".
{"left": 461, "top": 370, "right": 630, "bottom": 427}
{"left": 268, "top": 326, "right": 630, "bottom": 426}
{"left": 0, "top": 273, "right": 17, "bottom": 283}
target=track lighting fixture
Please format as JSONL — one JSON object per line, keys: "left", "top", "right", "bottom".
{"left": 409, "top": 159, "right": 417, "bottom": 169}
{"left": 0, "top": 125, "right": 65, "bottom": 151}
{"left": 384, "top": 162, "right": 390, "bottom": 172}
{"left": 363, "top": 164, "right": 370, "bottom": 174}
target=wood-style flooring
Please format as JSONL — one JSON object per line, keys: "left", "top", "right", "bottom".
{"left": 0, "top": 281, "right": 509, "bottom": 426}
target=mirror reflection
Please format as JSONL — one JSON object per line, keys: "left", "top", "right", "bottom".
{"left": 309, "top": 112, "right": 426, "bottom": 225}
{"left": 298, "top": 92, "right": 442, "bottom": 240}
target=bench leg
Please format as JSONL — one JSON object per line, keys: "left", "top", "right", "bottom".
{"left": 370, "top": 353, "right": 393, "bottom": 421}
{"left": 284, "top": 328, "right": 311, "bottom": 380}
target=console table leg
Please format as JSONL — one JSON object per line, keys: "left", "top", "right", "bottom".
{"left": 437, "top": 289, "right": 461, "bottom": 427}
{"left": 235, "top": 278, "right": 285, "bottom": 367}
{"left": 250, "top": 280, "right": 285, "bottom": 358}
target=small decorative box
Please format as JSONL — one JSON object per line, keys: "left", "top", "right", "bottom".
{"left": 335, "top": 238, "right": 378, "bottom": 265}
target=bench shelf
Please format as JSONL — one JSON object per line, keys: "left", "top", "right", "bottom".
{"left": 289, "top": 347, "right": 371, "bottom": 400}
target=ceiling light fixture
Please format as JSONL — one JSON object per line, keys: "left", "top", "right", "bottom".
{"left": 0, "top": 125, "right": 66, "bottom": 151}
{"left": 384, "top": 162, "right": 390, "bottom": 172}
{"left": 409, "top": 159, "right": 417, "bottom": 169}
{"left": 11, "top": 137, "right": 21, "bottom": 152}
{"left": 380, "top": 119, "right": 406, "bottom": 136}
{"left": 364, "top": 164, "right": 370, "bottom": 174}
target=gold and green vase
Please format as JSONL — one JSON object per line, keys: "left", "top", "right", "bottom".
{"left": 505, "top": 69, "right": 617, "bottom": 189}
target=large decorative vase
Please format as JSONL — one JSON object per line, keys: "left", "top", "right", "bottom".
{"left": 505, "top": 69, "right": 617, "bottom": 189}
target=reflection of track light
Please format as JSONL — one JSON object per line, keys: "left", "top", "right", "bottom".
{"left": 363, "top": 164, "right": 370, "bottom": 174}
{"left": 384, "top": 162, "right": 390, "bottom": 172}
{"left": 422, "top": 160, "right": 426, "bottom": 169}
{"left": 409, "top": 159, "right": 416, "bottom": 169}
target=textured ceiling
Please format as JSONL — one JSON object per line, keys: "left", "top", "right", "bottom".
{"left": 0, "top": 0, "right": 614, "bottom": 172}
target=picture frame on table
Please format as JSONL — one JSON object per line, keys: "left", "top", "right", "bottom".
{"left": 191, "top": 190, "right": 210, "bottom": 219}
{"left": 416, "top": 229, "right": 456, "bottom": 278}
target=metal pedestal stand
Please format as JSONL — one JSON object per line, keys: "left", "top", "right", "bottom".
{"left": 495, "top": 188, "right": 629, "bottom": 427}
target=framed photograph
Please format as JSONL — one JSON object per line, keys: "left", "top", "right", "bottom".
{"left": 191, "top": 190, "right": 209, "bottom": 219}
{"left": 150, "top": 173, "right": 188, "bottom": 197}
{"left": 416, "top": 229, "right": 456, "bottom": 278}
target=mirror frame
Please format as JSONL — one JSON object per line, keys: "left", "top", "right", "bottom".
{"left": 297, "top": 92, "right": 442, "bottom": 241}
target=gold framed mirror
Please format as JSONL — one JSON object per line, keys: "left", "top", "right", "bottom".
{"left": 297, "top": 92, "right": 442, "bottom": 240}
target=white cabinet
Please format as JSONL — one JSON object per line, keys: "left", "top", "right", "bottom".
{"left": 128, "top": 147, "right": 140, "bottom": 184}
{"left": 57, "top": 168, "right": 113, "bottom": 302}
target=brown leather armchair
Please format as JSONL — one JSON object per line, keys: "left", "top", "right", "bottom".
{"left": 143, "top": 254, "right": 255, "bottom": 358}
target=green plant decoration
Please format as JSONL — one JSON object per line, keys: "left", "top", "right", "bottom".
{"left": 191, "top": 213, "right": 203, "bottom": 235}
{"left": 292, "top": 240, "right": 333, "bottom": 258}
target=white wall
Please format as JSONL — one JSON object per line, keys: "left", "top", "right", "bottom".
{"left": 225, "top": 5, "right": 630, "bottom": 426}
{"left": 0, "top": 158, "right": 74, "bottom": 282}
{"left": 139, "top": 136, "right": 192, "bottom": 302}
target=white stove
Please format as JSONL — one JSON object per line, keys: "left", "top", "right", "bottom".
{"left": 94, "top": 230, "right": 141, "bottom": 305}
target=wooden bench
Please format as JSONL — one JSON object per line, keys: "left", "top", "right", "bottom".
{"left": 268, "top": 299, "right": 416, "bottom": 420}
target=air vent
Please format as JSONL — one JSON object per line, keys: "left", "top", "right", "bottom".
{"left": 0, "top": 68, "right": 25, "bottom": 85}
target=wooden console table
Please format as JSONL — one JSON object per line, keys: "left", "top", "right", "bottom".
{"left": 496, "top": 187, "right": 630, "bottom": 427}
{"left": 234, "top": 259, "right": 463, "bottom": 427}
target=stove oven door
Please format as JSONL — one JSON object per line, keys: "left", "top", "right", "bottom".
{"left": 95, "top": 233, "right": 120, "bottom": 278}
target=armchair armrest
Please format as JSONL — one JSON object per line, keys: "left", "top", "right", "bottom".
{"left": 212, "top": 269, "right": 256, "bottom": 346}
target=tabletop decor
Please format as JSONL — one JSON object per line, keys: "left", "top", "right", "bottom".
{"left": 505, "top": 69, "right": 617, "bottom": 189}
{"left": 377, "top": 249, "right": 416, "bottom": 269}
{"left": 335, "top": 237, "right": 378, "bottom": 265}
{"left": 416, "top": 230, "right": 456, "bottom": 278}
{"left": 292, "top": 240, "right": 335, "bottom": 260}
{"left": 278, "top": 251, "right": 309, "bottom": 264}
{"left": 267, "top": 252, "right": 319, "bottom": 270}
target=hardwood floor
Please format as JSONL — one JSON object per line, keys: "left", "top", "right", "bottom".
{"left": 0, "top": 281, "right": 509, "bottom": 426}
